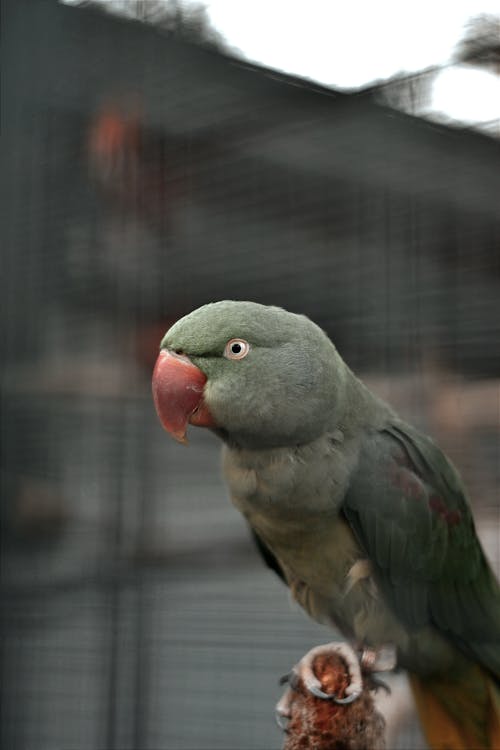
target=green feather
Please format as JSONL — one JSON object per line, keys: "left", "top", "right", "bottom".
{"left": 343, "top": 423, "right": 500, "bottom": 681}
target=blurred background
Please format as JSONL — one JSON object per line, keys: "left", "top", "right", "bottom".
{"left": 1, "top": 1, "right": 499, "bottom": 748}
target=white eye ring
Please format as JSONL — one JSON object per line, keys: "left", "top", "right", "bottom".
{"left": 224, "top": 338, "right": 250, "bottom": 360}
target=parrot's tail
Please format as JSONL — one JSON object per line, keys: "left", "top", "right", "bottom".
{"left": 409, "top": 667, "right": 500, "bottom": 750}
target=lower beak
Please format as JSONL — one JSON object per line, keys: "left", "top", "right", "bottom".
{"left": 152, "top": 350, "right": 213, "bottom": 444}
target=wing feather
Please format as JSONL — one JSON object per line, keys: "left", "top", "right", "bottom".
{"left": 249, "top": 526, "right": 287, "bottom": 583}
{"left": 342, "top": 421, "right": 500, "bottom": 680}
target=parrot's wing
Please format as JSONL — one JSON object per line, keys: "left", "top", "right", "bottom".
{"left": 342, "top": 422, "right": 500, "bottom": 681}
{"left": 250, "top": 527, "right": 287, "bottom": 583}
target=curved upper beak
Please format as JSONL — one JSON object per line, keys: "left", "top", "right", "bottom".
{"left": 152, "top": 349, "right": 213, "bottom": 444}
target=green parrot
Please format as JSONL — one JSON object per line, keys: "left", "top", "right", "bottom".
{"left": 152, "top": 300, "right": 500, "bottom": 749}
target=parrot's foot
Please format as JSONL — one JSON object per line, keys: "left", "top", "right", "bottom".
{"left": 275, "top": 642, "right": 397, "bottom": 728}
{"left": 359, "top": 644, "right": 397, "bottom": 695}
{"left": 275, "top": 687, "right": 294, "bottom": 731}
{"left": 364, "top": 673, "right": 392, "bottom": 695}
{"left": 284, "top": 642, "right": 363, "bottom": 704}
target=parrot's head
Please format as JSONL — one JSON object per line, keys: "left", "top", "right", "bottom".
{"left": 152, "top": 300, "right": 346, "bottom": 449}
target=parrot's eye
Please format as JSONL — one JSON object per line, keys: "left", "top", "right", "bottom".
{"left": 224, "top": 338, "right": 250, "bottom": 360}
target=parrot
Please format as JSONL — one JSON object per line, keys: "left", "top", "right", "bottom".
{"left": 152, "top": 300, "right": 500, "bottom": 749}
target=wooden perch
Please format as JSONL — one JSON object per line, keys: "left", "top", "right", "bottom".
{"left": 282, "top": 653, "right": 386, "bottom": 750}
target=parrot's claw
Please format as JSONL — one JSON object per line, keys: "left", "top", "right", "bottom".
{"left": 301, "top": 642, "right": 364, "bottom": 703}
{"left": 365, "top": 673, "right": 392, "bottom": 695}
{"left": 275, "top": 710, "right": 290, "bottom": 732}
{"left": 275, "top": 643, "right": 364, "bottom": 732}
{"left": 281, "top": 669, "right": 356, "bottom": 702}
{"left": 308, "top": 682, "right": 361, "bottom": 703}
{"left": 279, "top": 671, "right": 297, "bottom": 688}
{"left": 307, "top": 682, "right": 335, "bottom": 700}
{"left": 283, "top": 642, "right": 364, "bottom": 706}
{"left": 275, "top": 687, "right": 294, "bottom": 732}
{"left": 277, "top": 641, "right": 396, "bottom": 724}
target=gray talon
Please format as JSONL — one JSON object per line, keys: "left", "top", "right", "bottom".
{"left": 308, "top": 684, "right": 336, "bottom": 700}
{"left": 308, "top": 683, "right": 361, "bottom": 703}
{"left": 367, "top": 674, "right": 391, "bottom": 694}
{"left": 331, "top": 691, "right": 361, "bottom": 705}
{"left": 275, "top": 711, "right": 290, "bottom": 732}
{"left": 280, "top": 671, "right": 300, "bottom": 690}
{"left": 280, "top": 641, "right": 370, "bottom": 715}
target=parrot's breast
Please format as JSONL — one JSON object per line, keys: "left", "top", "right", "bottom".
{"left": 222, "top": 436, "right": 409, "bottom": 646}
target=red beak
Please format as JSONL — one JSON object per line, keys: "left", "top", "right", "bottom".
{"left": 152, "top": 350, "right": 215, "bottom": 444}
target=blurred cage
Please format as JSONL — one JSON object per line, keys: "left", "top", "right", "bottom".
{"left": 1, "top": 1, "right": 499, "bottom": 749}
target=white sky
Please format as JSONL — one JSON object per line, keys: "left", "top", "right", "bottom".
{"left": 203, "top": 0, "right": 500, "bottom": 88}
{"left": 202, "top": 0, "right": 500, "bottom": 127}
{"left": 432, "top": 65, "right": 499, "bottom": 124}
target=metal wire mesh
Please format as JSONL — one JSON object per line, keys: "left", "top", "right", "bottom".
{"left": 2, "top": 2, "right": 499, "bottom": 748}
